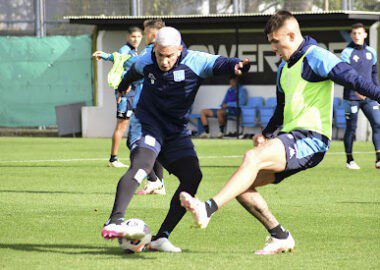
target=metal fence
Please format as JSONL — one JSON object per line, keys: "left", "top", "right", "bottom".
{"left": 0, "top": 0, "right": 379, "bottom": 36}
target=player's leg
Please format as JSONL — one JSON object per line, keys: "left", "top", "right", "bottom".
{"left": 102, "top": 137, "right": 160, "bottom": 239}
{"left": 109, "top": 95, "right": 131, "bottom": 167}
{"left": 217, "top": 108, "right": 227, "bottom": 138}
{"left": 149, "top": 156, "right": 202, "bottom": 253}
{"left": 137, "top": 160, "right": 166, "bottom": 195}
{"left": 199, "top": 109, "right": 216, "bottom": 138}
{"left": 361, "top": 99, "right": 380, "bottom": 168}
{"left": 236, "top": 171, "right": 294, "bottom": 254}
{"left": 343, "top": 100, "right": 360, "bottom": 169}
{"left": 149, "top": 137, "right": 202, "bottom": 252}
{"left": 109, "top": 118, "right": 129, "bottom": 167}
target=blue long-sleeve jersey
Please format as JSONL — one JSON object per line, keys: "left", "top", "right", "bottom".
{"left": 262, "top": 36, "right": 380, "bottom": 138}
{"left": 117, "top": 46, "right": 249, "bottom": 138}
{"left": 341, "top": 42, "right": 378, "bottom": 100}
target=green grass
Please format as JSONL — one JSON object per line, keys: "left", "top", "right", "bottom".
{"left": 0, "top": 137, "right": 379, "bottom": 270}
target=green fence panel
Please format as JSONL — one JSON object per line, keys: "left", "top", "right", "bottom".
{"left": 0, "top": 35, "right": 93, "bottom": 127}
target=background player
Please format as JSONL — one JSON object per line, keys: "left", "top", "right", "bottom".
{"left": 93, "top": 27, "right": 142, "bottom": 168}
{"left": 340, "top": 23, "right": 380, "bottom": 170}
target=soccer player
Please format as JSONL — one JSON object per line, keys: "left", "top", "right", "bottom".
{"left": 129, "top": 19, "right": 167, "bottom": 195}
{"left": 340, "top": 23, "right": 380, "bottom": 170}
{"left": 180, "top": 10, "right": 380, "bottom": 255}
{"left": 199, "top": 76, "right": 247, "bottom": 138}
{"left": 93, "top": 26, "right": 143, "bottom": 168}
{"left": 101, "top": 26, "right": 250, "bottom": 252}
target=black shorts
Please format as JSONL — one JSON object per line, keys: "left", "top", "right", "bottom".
{"left": 274, "top": 130, "right": 330, "bottom": 183}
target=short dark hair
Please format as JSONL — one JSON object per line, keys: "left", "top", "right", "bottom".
{"left": 351, "top": 23, "right": 365, "bottom": 31}
{"left": 143, "top": 19, "right": 165, "bottom": 30}
{"left": 127, "top": 26, "right": 142, "bottom": 35}
{"left": 264, "top": 10, "right": 294, "bottom": 35}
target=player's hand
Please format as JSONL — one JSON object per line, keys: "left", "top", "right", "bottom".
{"left": 234, "top": 58, "right": 250, "bottom": 75}
{"left": 92, "top": 51, "right": 104, "bottom": 60}
{"left": 252, "top": 134, "right": 267, "bottom": 147}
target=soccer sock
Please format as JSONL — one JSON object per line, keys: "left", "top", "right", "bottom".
{"left": 153, "top": 161, "right": 164, "bottom": 181}
{"left": 219, "top": 125, "right": 225, "bottom": 133}
{"left": 203, "top": 125, "right": 209, "bottom": 134}
{"left": 205, "top": 198, "right": 218, "bottom": 218}
{"left": 109, "top": 148, "right": 156, "bottom": 222}
{"left": 109, "top": 155, "right": 118, "bottom": 162}
{"left": 376, "top": 152, "right": 380, "bottom": 162}
{"left": 147, "top": 170, "right": 158, "bottom": 182}
{"left": 268, "top": 224, "right": 289, "bottom": 240}
{"left": 346, "top": 153, "right": 354, "bottom": 163}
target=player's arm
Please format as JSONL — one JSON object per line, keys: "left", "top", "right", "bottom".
{"left": 371, "top": 49, "right": 379, "bottom": 86}
{"left": 328, "top": 62, "right": 380, "bottom": 102}
{"left": 117, "top": 63, "right": 144, "bottom": 93}
{"left": 92, "top": 51, "right": 114, "bottom": 62}
{"left": 306, "top": 47, "right": 380, "bottom": 102}
{"left": 262, "top": 88, "right": 284, "bottom": 139}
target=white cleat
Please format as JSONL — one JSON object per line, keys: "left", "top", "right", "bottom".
{"left": 217, "top": 132, "right": 224, "bottom": 139}
{"left": 148, "top": 237, "right": 182, "bottom": 253}
{"left": 136, "top": 178, "right": 166, "bottom": 195}
{"left": 199, "top": 132, "right": 210, "bottom": 139}
{"left": 179, "top": 192, "right": 210, "bottom": 229}
{"left": 376, "top": 160, "right": 380, "bottom": 169}
{"left": 108, "top": 160, "right": 128, "bottom": 168}
{"left": 255, "top": 233, "right": 295, "bottom": 255}
{"left": 346, "top": 161, "right": 360, "bottom": 170}
{"left": 101, "top": 221, "right": 145, "bottom": 240}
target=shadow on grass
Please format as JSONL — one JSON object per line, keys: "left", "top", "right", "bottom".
{"left": 0, "top": 189, "right": 113, "bottom": 195}
{"left": 0, "top": 243, "right": 155, "bottom": 259}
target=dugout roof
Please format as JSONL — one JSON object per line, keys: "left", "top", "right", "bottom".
{"left": 66, "top": 10, "right": 380, "bottom": 30}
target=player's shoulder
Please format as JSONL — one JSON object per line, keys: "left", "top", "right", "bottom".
{"left": 183, "top": 50, "right": 219, "bottom": 63}
{"left": 365, "top": 45, "right": 377, "bottom": 56}
{"left": 135, "top": 51, "right": 154, "bottom": 74}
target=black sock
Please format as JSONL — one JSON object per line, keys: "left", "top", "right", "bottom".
{"left": 346, "top": 154, "right": 354, "bottom": 163}
{"left": 110, "top": 155, "right": 118, "bottom": 162}
{"left": 205, "top": 198, "right": 218, "bottom": 218}
{"left": 152, "top": 231, "right": 170, "bottom": 241}
{"left": 268, "top": 224, "right": 289, "bottom": 240}
{"left": 203, "top": 125, "right": 209, "bottom": 134}
{"left": 376, "top": 152, "right": 380, "bottom": 162}
{"left": 219, "top": 125, "right": 225, "bottom": 133}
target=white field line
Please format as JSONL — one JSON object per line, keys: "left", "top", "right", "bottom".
{"left": 0, "top": 151, "right": 374, "bottom": 164}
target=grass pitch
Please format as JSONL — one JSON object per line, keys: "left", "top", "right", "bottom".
{"left": 0, "top": 137, "right": 379, "bottom": 270}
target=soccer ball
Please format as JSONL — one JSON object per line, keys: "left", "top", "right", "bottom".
{"left": 118, "top": 219, "right": 152, "bottom": 253}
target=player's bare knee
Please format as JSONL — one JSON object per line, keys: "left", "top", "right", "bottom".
{"left": 243, "top": 149, "right": 260, "bottom": 167}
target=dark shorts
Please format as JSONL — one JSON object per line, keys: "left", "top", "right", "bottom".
{"left": 130, "top": 132, "right": 197, "bottom": 171}
{"left": 274, "top": 130, "right": 330, "bottom": 183}
{"left": 116, "top": 96, "right": 134, "bottom": 120}
{"left": 210, "top": 108, "right": 237, "bottom": 117}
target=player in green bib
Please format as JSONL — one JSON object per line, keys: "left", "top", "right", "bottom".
{"left": 180, "top": 11, "right": 380, "bottom": 254}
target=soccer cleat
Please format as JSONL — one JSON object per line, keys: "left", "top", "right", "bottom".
{"left": 136, "top": 178, "right": 166, "bottom": 195}
{"left": 148, "top": 237, "right": 182, "bottom": 253}
{"left": 199, "top": 132, "right": 210, "bottom": 138}
{"left": 346, "top": 161, "right": 360, "bottom": 170}
{"left": 376, "top": 160, "right": 380, "bottom": 169}
{"left": 255, "top": 233, "right": 295, "bottom": 255}
{"left": 101, "top": 220, "right": 146, "bottom": 240}
{"left": 179, "top": 192, "right": 210, "bottom": 229}
{"left": 108, "top": 160, "right": 128, "bottom": 168}
{"left": 217, "top": 132, "right": 224, "bottom": 139}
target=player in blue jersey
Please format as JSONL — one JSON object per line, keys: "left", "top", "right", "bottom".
{"left": 340, "top": 23, "right": 380, "bottom": 169}
{"left": 180, "top": 11, "right": 380, "bottom": 255}
{"left": 101, "top": 26, "right": 250, "bottom": 252}
{"left": 128, "top": 19, "right": 167, "bottom": 195}
{"left": 93, "top": 26, "right": 142, "bottom": 168}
